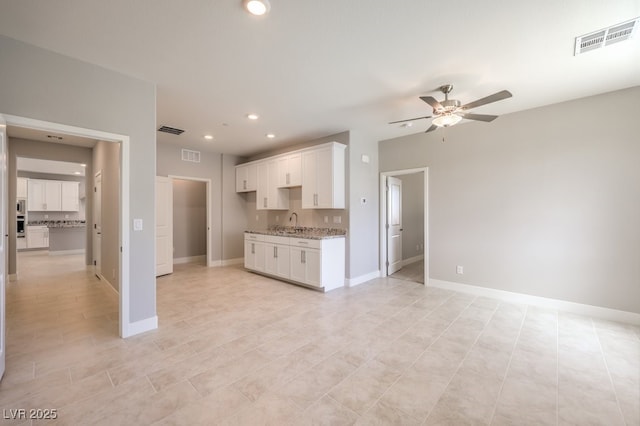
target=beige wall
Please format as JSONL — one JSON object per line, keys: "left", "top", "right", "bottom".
{"left": 380, "top": 86, "right": 640, "bottom": 314}
{"left": 172, "top": 179, "right": 206, "bottom": 260}
{"left": 93, "top": 140, "right": 120, "bottom": 290}
{"left": 1, "top": 35, "right": 157, "bottom": 324}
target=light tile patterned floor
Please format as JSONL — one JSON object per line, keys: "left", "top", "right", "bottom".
{"left": 1, "top": 251, "right": 639, "bottom": 425}
{"left": 390, "top": 260, "right": 424, "bottom": 284}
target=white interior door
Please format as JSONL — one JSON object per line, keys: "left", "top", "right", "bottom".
{"left": 387, "top": 176, "right": 403, "bottom": 275}
{"left": 155, "top": 176, "right": 173, "bottom": 276}
{"left": 0, "top": 118, "right": 8, "bottom": 380}
{"left": 93, "top": 171, "right": 102, "bottom": 278}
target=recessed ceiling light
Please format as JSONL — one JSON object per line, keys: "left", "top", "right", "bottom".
{"left": 80, "top": 164, "right": 87, "bottom": 167}
{"left": 204, "top": 135, "right": 214, "bottom": 140}
{"left": 266, "top": 133, "right": 275, "bottom": 139}
{"left": 73, "top": 171, "right": 81, "bottom": 175}
{"left": 402, "top": 122, "right": 413, "bottom": 128}
{"left": 247, "top": 113, "right": 259, "bottom": 120}
{"left": 243, "top": 0, "right": 270, "bottom": 16}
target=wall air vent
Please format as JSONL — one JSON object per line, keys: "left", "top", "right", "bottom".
{"left": 575, "top": 17, "right": 639, "bottom": 55}
{"left": 181, "top": 149, "right": 201, "bottom": 163}
{"left": 158, "top": 125, "right": 185, "bottom": 135}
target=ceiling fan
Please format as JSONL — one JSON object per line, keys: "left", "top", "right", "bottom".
{"left": 390, "top": 84, "right": 513, "bottom": 132}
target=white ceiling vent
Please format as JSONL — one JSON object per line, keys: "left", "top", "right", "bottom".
{"left": 575, "top": 17, "right": 639, "bottom": 55}
{"left": 181, "top": 149, "right": 201, "bottom": 163}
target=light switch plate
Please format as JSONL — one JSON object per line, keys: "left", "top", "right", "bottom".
{"left": 133, "top": 219, "right": 143, "bottom": 231}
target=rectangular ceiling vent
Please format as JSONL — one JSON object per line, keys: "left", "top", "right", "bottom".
{"left": 158, "top": 125, "right": 185, "bottom": 135}
{"left": 181, "top": 149, "right": 201, "bottom": 163}
{"left": 575, "top": 17, "right": 639, "bottom": 55}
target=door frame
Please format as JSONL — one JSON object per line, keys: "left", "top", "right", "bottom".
{"left": 379, "top": 167, "right": 429, "bottom": 284}
{"left": 168, "top": 175, "right": 212, "bottom": 267}
{"left": 0, "top": 113, "right": 132, "bottom": 338}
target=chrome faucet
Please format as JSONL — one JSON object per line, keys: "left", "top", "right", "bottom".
{"left": 289, "top": 212, "right": 298, "bottom": 228}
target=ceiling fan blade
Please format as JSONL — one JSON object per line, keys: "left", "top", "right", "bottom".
{"left": 420, "top": 96, "right": 443, "bottom": 111}
{"left": 388, "top": 115, "right": 431, "bottom": 124}
{"left": 459, "top": 112, "right": 498, "bottom": 122}
{"left": 425, "top": 124, "right": 438, "bottom": 133}
{"left": 461, "top": 90, "right": 512, "bottom": 110}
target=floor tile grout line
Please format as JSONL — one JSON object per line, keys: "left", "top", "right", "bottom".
{"left": 487, "top": 303, "right": 529, "bottom": 425}
{"left": 591, "top": 317, "right": 629, "bottom": 426}
{"left": 422, "top": 300, "right": 501, "bottom": 425}
{"left": 357, "top": 291, "right": 474, "bottom": 423}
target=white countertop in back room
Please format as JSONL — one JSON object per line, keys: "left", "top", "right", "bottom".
{"left": 28, "top": 220, "right": 86, "bottom": 228}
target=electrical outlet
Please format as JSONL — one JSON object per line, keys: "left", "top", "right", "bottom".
{"left": 255, "top": 215, "right": 259, "bottom": 221}
{"left": 65, "top": 214, "right": 69, "bottom": 219}
{"left": 333, "top": 216, "right": 341, "bottom": 224}
{"left": 456, "top": 265, "right": 464, "bottom": 275}
{"left": 324, "top": 216, "right": 329, "bottom": 224}
{"left": 44, "top": 214, "right": 49, "bottom": 219}
{"left": 416, "top": 244, "right": 420, "bottom": 252}
{"left": 275, "top": 215, "right": 279, "bottom": 222}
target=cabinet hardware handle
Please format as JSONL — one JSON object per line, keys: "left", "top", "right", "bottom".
{"left": 251, "top": 243, "right": 255, "bottom": 254}
{"left": 264, "top": 197, "right": 267, "bottom": 208}
{"left": 298, "top": 241, "right": 308, "bottom": 245}
{"left": 274, "top": 246, "right": 277, "bottom": 258}
{"left": 302, "top": 250, "right": 306, "bottom": 264}
{"left": 243, "top": 180, "right": 247, "bottom": 190}
{"left": 286, "top": 172, "right": 290, "bottom": 185}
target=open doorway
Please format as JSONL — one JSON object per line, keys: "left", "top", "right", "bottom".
{"left": 15, "top": 157, "right": 88, "bottom": 275}
{"left": 380, "top": 168, "right": 428, "bottom": 285}
{"left": 1, "top": 113, "right": 132, "bottom": 338}
{"left": 156, "top": 175, "right": 211, "bottom": 276}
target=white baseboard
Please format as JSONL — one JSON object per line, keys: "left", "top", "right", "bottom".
{"left": 173, "top": 255, "right": 206, "bottom": 265}
{"left": 210, "top": 257, "right": 244, "bottom": 267}
{"left": 429, "top": 279, "right": 640, "bottom": 325}
{"left": 346, "top": 270, "right": 381, "bottom": 287}
{"left": 122, "top": 315, "right": 158, "bottom": 338}
{"left": 402, "top": 254, "right": 424, "bottom": 267}
{"left": 49, "top": 249, "right": 85, "bottom": 256}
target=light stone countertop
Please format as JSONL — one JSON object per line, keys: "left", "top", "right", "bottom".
{"left": 246, "top": 226, "right": 346, "bottom": 240}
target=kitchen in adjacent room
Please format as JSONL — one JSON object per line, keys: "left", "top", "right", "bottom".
{"left": 16, "top": 157, "right": 87, "bottom": 265}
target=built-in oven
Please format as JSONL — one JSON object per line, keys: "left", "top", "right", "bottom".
{"left": 17, "top": 215, "right": 25, "bottom": 236}
{"left": 17, "top": 199, "right": 26, "bottom": 215}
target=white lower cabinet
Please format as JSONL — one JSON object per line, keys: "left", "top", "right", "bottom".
{"left": 244, "top": 232, "right": 345, "bottom": 291}
{"left": 244, "top": 234, "right": 265, "bottom": 272}
{"left": 27, "top": 226, "right": 49, "bottom": 249}
{"left": 264, "top": 236, "right": 290, "bottom": 279}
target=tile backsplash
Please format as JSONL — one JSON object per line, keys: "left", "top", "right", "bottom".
{"left": 246, "top": 187, "right": 348, "bottom": 230}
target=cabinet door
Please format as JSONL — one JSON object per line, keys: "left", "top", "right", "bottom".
{"left": 305, "top": 249, "right": 322, "bottom": 287}
{"left": 301, "top": 151, "right": 317, "bottom": 208}
{"left": 256, "top": 162, "right": 269, "bottom": 210}
{"left": 61, "top": 182, "right": 79, "bottom": 211}
{"left": 17, "top": 178, "right": 28, "bottom": 198}
{"left": 264, "top": 243, "right": 278, "bottom": 275}
{"left": 246, "top": 163, "right": 257, "bottom": 191}
{"left": 276, "top": 156, "right": 288, "bottom": 188}
{"left": 254, "top": 242, "right": 266, "bottom": 272}
{"left": 290, "top": 247, "right": 306, "bottom": 283}
{"left": 27, "top": 180, "right": 46, "bottom": 211}
{"left": 236, "top": 166, "right": 248, "bottom": 192}
{"left": 275, "top": 245, "right": 290, "bottom": 278}
{"left": 287, "top": 153, "right": 302, "bottom": 186}
{"left": 244, "top": 240, "right": 255, "bottom": 269}
{"left": 315, "top": 147, "right": 333, "bottom": 208}
{"left": 45, "top": 181, "right": 62, "bottom": 211}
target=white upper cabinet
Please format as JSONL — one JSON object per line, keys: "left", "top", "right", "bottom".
{"left": 276, "top": 153, "right": 302, "bottom": 188}
{"left": 17, "top": 177, "right": 28, "bottom": 198}
{"left": 27, "top": 179, "right": 79, "bottom": 211}
{"left": 236, "top": 162, "right": 257, "bottom": 192}
{"left": 302, "top": 142, "right": 346, "bottom": 209}
{"left": 61, "top": 181, "right": 80, "bottom": 211}
{"left": 256, "top": 160, "right": 289, "bottom": 210}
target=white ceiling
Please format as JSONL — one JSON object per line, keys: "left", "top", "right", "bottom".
{"left": 1, "top": 1, "right": 638, "bottom": 156}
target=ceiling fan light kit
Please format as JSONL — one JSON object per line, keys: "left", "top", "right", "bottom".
{"left": 390, "top": 84, "right": 513, "bottom": 133}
